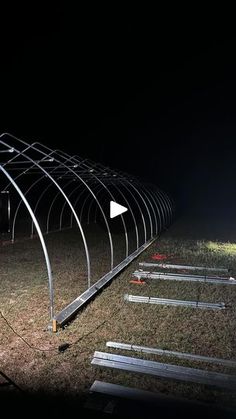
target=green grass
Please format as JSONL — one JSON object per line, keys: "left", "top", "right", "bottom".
{"left": 205, "top": 240, "right": 236, "bottom": 255}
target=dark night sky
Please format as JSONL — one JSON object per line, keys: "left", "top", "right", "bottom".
{"left": 1, "top": 6, "right": 236, "bottom": 214}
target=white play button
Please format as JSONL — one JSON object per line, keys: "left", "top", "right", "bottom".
{"left": 110, "top": 201, "right": 128, "bottom": 218}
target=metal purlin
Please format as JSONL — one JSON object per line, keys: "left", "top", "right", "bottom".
{"left": 0, "top": 133, "right": 174, "bottom": 330}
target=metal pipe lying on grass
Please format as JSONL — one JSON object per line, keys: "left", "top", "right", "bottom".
{"left": 132, "top": 270, "right": 236, "bottom": 285}
{"left": 139, "top": 262, "right": 230, "bottom": 273}
{"left": 91, "top": 352, "right": 236, "bottom": 390}
{"left": 124, "top": 294, "right": 226, "bottom": 310}
{"left": 106, "top": 342, "right": 236, "bottom": 368}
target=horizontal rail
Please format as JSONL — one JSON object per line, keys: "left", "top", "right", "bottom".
{"left": 139, "top": 262, "right": 229, "bottom": 272}
{"left": 124, "top": 294, "right": 226, "bottom": 310}
{"left": 106, "top": 342, "right": 236, "bottom": 368}
{"left": 55, "top": 237, "right": 157, "bottom": 327}
{"left": 133, "top": 270, "right": 236, "bottom": 285}
{"left": 91, "top": 352, "right": 236, "bottom": 390}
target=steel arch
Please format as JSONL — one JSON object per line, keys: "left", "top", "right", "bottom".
{"left": 0, "top": 132, "right": 174, "bottom": 331}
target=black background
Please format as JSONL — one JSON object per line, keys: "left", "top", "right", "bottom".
{"left": 1, "top": 5, "right": 236, "bottom": 215}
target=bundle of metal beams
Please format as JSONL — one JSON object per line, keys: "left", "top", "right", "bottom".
{"left": 139, "top": 262, "right": 230, "bottom": 272}
{"left": 124, "top": 294, "right": 226, "bottom": 310}
{"left": 132, "top": 270, "right": 236, "bottom": 285}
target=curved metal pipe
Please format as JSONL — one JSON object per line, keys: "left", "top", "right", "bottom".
{"left": 0, "top": 164, "right": 54, "bottom": 321}
{"left": 0, "top": 132, "right": 174, "bottom": 329}
{"left": 46, "top": 178, "right": 79, "bottom": 233}
{"left": 85, "top": 182, "right": 139, "bottom": 250}
{"left": 0, "top": 135, "right": 91, "bottom": 288}
{"left": 27, "top": 143, "right": 115, "bottom": 272}
{"left": 61, "top": 154, "right": 130, "bottom": 259}
{"left": 59, "top": 182, "right": 85, "bottom": 230}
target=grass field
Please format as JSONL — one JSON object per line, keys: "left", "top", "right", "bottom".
{"left": 0, "top": 214, "right": 236, "bottom": 411}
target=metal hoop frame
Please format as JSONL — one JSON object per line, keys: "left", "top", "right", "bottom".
{"left": 0, "top": 133, "right": 174, "bottom": 330}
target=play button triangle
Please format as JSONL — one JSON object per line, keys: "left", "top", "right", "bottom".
{"left": 110, "top": 201, "right": 128, "bottom": 219}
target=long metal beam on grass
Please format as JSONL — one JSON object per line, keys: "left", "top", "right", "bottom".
{"left": 55, "top": 237, "right": 157, "bottom": 327}
{"left": 132, "top": 270, "right": 236, "bottom": 285}
{"left": 88, "top": 381, "right": 236, "bottom": 416}
{"left": 124, "top": 294, "right": 226, "bottom": 310}
{"left": 89, "top": 380, "right": 165, "bottom": 404}
{"left": 106, "top": 342, "right": 236, "bottom": 368}
{"left": 139, "top": 262, "right": 229, "bottom": 273}
{"left": 91, "top": 352, "right": 236, "bottom": 390}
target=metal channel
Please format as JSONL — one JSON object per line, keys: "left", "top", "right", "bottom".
{"left": 56, "top": 237, "right": 157, "bottom": 326}
{"left": 91, "top": 352, "right": 236, "bottom": 390}
{"left": 89, "top": 380, "right": 166, "bottom": 403}
{"left": 124, "top": 294, "right": 226, "bottom": 310}
{"left": 88, "top": 381, "right": 236, "bottom": 414}
{"left": 106, "top": 342, "right": 236, "bottom": 368}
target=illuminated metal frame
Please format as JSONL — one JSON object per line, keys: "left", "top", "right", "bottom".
{"left": 0, "top": 133, "right": 174, "bottom": 330}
